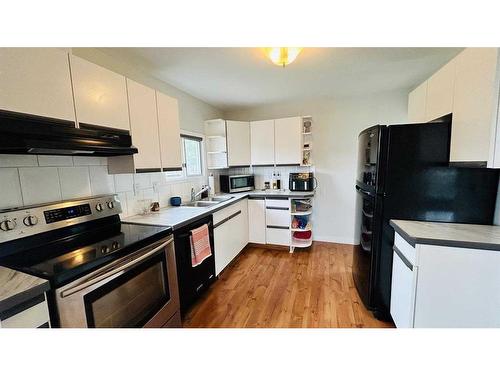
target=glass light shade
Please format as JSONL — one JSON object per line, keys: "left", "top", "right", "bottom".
{"left": 264, "top": 47, "right": 302, "bottom": 67}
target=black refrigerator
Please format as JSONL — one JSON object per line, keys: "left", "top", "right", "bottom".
{"left": 352, "top": 117, "right": 499, "bottom": 320}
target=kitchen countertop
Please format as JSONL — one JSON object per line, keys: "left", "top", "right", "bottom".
{"left": 123, "top": 189, "right": 314, "bottom": 230}
{"left": 0, "top": 266, "right": 50, "bottom": 315}
{"left": 390, "top": 219, "right": 500, "bottom": 251}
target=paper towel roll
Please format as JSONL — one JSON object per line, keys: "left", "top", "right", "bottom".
{"left": 208, "top": 173, "right": 215, "bottom": 196}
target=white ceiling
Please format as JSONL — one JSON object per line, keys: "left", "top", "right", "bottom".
{"left": 99, "top": 48, "right": 462, "bottom": 111}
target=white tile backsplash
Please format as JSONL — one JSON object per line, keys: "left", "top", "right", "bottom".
{"left": 89, "top": 166, "right": 115, "bottom": 195}
{"left": 114, "top": 173, "right": 134, "bottom": 193}
{"left": 73, "top": 156, "right": 103, "bottom": 166}
{"left": 19, "top": 167, "right": 62, "bottom": 205}
{"left": 0, "top": 168, "right": 23, "bottom": 209}
{"left": 0, "top": 154, "right": 206, "bottom": 216}
{"left": 0, "top": 155, "right": 38, "bottom": 168}
{"left": 133, "top": 173, "right": 152, "bottom": 190}
{"left": 58, "top": 167, "right": 92, "bottom": 200}
{"left": 37, "top": 155, "right": 74, "bottom": 167}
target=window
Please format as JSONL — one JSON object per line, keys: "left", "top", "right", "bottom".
{"left": 165, "top": 134, "right": 203, "bottom": 179}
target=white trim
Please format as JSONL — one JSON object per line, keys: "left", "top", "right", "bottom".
{"left": 313, "top": 234, "right": 357, "bottom": 245}
{"left": 165, "top": 129, "right": 207, "bottom": 182}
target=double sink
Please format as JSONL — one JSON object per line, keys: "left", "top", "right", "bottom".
{"left": 182, "top": 195, "right": 234, "bottom": 208}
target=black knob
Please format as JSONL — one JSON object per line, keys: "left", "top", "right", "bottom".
{"left": 96, "top": 203, "right": 103, "bottom": 212}
{"left": 107, "top": 201, "right": 114, "bottom": 209}
{"left": 23, "top": 215, "right": 38, "bottom": 226}
{"left": 101, "top": 245, "right": 109, "bottom": 254}
{"left": 0, "top": 219, "right": 16, "bottom": 231}
{"left": 111, "top": 241, "right": 120, "bottom": 250}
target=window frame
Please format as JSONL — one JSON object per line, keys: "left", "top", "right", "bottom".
{"left": 164, "top": 131, "right": 205, "bottom": 181}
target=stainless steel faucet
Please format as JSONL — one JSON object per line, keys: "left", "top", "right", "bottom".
{"left": 191, "top": 185, "right": 210, "bottom": 202}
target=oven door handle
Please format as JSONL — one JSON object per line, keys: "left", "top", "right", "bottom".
{"left": 60, "top": 238, "right": 173, "bottom": 298}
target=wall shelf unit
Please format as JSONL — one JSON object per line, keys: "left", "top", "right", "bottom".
{"left": 301, "top": 116, "right": 313, "bottom": 166}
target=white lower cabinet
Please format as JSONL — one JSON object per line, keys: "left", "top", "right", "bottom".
{"left": 390, "top": 246, "right": 417, "bottom": 328}
{"left": 390, "top": 232, "right": 500, "bottom": 328}
{"left": 265, "top": 198, "right": 290, "bottom": 246}
{"left": 214, "top": 199, "right": 248, "bottom": 276}
{"left": 248, "top": 198, "right": 266, "bottom": 244}
{"left": 0, "top": 294, "right": 50, "bottom": 328}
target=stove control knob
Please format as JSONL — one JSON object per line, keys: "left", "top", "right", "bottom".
{"left": 0, "top": 219, "right": 16, "bottom": 231}
{"left": 23, "top": 215, "right": 38, "bottom": 226}
{"left": 95, "top": 203, "right": 103, "bottom": 212}
{"left": 101, "top": 245, "right": 109, "bottom": 254}
{"left": 111, "top": 241, "right": 120, "bottom": 251}
{"left": 107, "top": 201, "right": 114, "bottom": 209}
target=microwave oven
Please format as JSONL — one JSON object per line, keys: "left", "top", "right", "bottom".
{"left": 219, "top": 174, "right": 254, "bottom": 193}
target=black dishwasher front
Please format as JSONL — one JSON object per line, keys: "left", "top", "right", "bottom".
{"left": 173, "top": 215, "right": 216, "bottom": 315}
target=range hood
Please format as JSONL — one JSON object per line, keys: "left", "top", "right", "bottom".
{"left": 0, "top": 110, "right": 138, "bottom": 156}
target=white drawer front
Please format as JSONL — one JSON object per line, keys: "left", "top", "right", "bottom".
{"left": 265, "top": 198, "right": 290, "bottom": 209}
{"left": 266, "top": 227, "right": 290, "bottom": 246}
{"left": 266, "top": 208, "right": 290, "bottom": 227}
{"left": 394, "top": 233, "right": 416, "bottom": 265}
{"left": 213, "top": 199, "right": 245, "bottom": 226}
{"left": 1, "top": 299, "right": 50, "bottom": 328}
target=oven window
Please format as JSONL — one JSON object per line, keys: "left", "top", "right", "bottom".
{"left": 84, "top": 254, "right": 169, "bottom": 328}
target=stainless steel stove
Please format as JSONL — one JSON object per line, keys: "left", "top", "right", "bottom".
{"left": 0, "top": 195, "right": 180, "bottom": 328}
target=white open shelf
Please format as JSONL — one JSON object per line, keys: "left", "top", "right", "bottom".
{"left": 291, "top": 210, "right": 312, "bottom": 216}
{"left": 291, "top": 237, "right": 313, "bottom": 248}
{"left": 290, "top": 197, "right": 313, "bottom": 253}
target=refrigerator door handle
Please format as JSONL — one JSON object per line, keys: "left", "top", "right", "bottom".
{"left": 355, "top": 185, "right": 375, "bottom": 197}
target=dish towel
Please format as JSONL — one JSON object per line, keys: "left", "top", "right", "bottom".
{"left": 190, "top": 224, "right": 212, "bottom": 267}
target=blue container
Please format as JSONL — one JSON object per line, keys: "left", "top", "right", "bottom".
{"left": 170, "top": 196, "right": 182, "bottom": 206}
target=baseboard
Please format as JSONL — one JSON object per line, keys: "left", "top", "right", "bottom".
{"left": 312, "top": 235, "right": 357, "bottom": 245}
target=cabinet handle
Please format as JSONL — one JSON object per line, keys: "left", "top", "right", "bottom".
{"left": 196, "top": 283, "right": 204, "bottom": 292}
{"left": 214, "top": 210, "right": 242, "bottom": 229}
{"left": 267, "top": 225, "right": 290, "bottom": 230}
{"left": 266, "top": 206, "right": 289, "bottom": 210}
{"left": 393, "top": 246, "right": 413, "bottom": 271}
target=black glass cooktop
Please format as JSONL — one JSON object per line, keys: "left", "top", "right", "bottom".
{"left": 0, "top": 216, "right": 172, "bottom": 287}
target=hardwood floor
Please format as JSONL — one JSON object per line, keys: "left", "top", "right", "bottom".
{"left": 183, "top": 242, "right": 394, "bottom": 328}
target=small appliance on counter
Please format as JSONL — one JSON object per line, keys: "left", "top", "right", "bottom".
{"left": 289, "top": 172, "right": 316, "bottom": 191}
{"left": 219, "top": 174, "right": 254, "bottom": 193}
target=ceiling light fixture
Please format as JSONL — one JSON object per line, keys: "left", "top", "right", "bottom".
{"left": 264, "top": 47, "right": 302, "bottom": 67}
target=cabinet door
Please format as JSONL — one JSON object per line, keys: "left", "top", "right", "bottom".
{"left": 250, "top": 120, "right": 275, "bottom": 165}
{"left": 127, "top": 79, "right": 162, "bottom": 171}
{"left": 70, "top": 55, "right": 130, "bottom": 131}
{"left": 451, "top": 48, "right": 499, "bottom": 164}
{"left": 227, "top": 120, "right": 251, "bottom": 167}
{"left": 425, "top": 59, "right": 456, "bottom": 122}
{"left": 274, "top": 117, "right": 302, "bottom": 165}
{"left": 214, "top": 209, "right": 245, "bottom": 276}
{"left": 408, "top": 81, "right": 427, "bottom": 123}
{"left": 390, "top": 247, "right": 417, "bottom": 328}
{"left": 248, "top": 198, "right": 266, "bottom": 244}
{"left": 0, "top": 48, "right": 75, "bottom": 121}
{"left": 156, "top": 91, "right": 182, "bottom": 171}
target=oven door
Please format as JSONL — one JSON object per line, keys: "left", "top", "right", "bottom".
{"left": 55, "top": 235, "right": 180, "bottom": 328}
{"left": 229, "top": 175, "right": 254, "bottom": 192}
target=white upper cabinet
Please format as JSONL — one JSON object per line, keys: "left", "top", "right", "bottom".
{"left": 408, "top": 81, "right": 427, "bottom": 123}
{"left": 156, "top": 91, "right": 182, "bottom": 171}
{"left": 451, "top": 48, "right": 499, "bottom": 165}
{"left": 226, "top": 120, "right": 251, "bottom": 167}
{"left": 250, "top": 119, "right": 275, "bottom": 165}
{"left": 425, "top": 59, "right": 456, "bottom": 122}
{"left": 274, "top": 116, "right": 302, "bottom": 165}
{"left": 0, "top": 48, "right": 75, "bottom": 121}
{"left": 70, "top": 55, "right": 130, "bottom": 131}
{"left": 127, "top": 79, "right": 162, "bottom": 171}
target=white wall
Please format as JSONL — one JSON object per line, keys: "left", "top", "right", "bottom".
{"left": 224, "top": 90, "right": 409, "bottom": 244}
